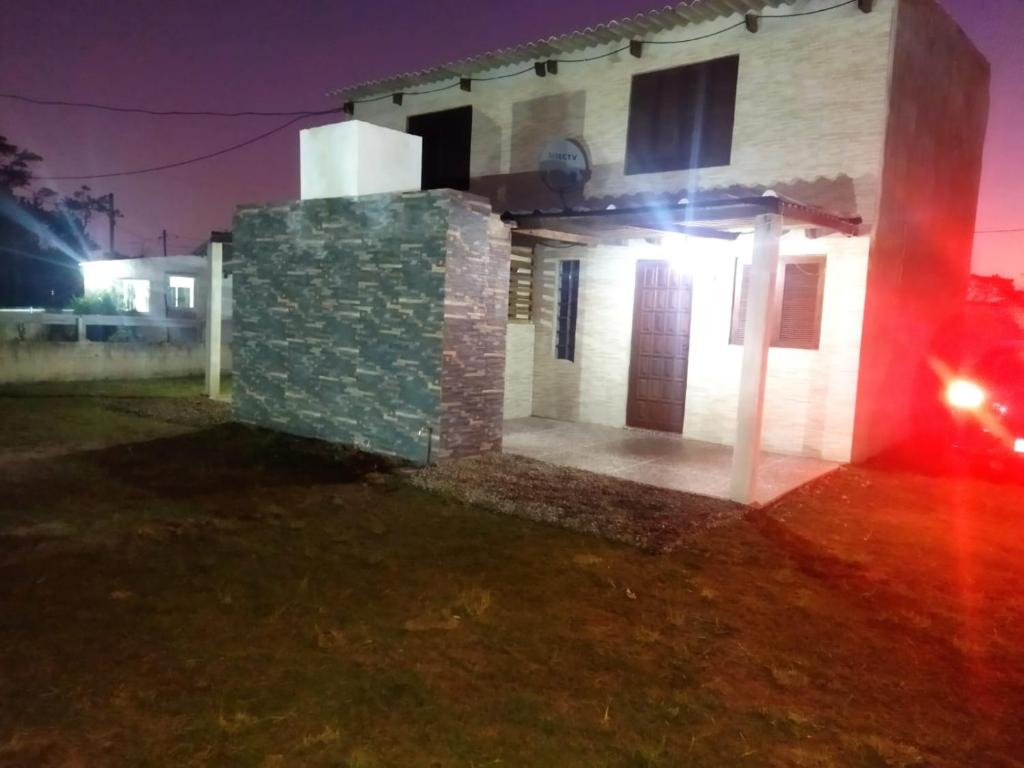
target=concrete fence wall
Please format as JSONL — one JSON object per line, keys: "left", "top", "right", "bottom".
{"left": 0, "top": 311, "right": 232, "bottom": 384}
{"left": 0, "top": 341, "right": 232, "bottom": 384}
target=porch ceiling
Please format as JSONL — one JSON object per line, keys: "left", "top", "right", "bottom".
{"left": 502, "top": 194, "right": 863, "bottom": 245}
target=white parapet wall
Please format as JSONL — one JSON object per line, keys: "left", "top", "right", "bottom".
{"left": 503, "top": 322, "right": 535, "bottom": 419}
{"left": 299, "top": 120, "right": 423, "bottom": 200}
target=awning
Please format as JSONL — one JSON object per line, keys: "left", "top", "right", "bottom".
{"left": 501, "top": 194, "right": 863, "bottom": 245}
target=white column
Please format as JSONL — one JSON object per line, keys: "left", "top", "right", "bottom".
{"left": 729, "top": 213, "right": 782, "bottom": 504}
{"left": 205, "top": 239, "right": 223, "bottom": 398}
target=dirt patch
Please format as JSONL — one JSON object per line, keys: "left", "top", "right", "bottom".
{"left": 410, "top": 453, "right": 743, "bottom": 552}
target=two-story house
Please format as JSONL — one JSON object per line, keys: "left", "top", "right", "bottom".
{"left": 295, "top": 0, "right": 989, "bottom": 502}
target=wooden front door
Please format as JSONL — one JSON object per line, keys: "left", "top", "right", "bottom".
{"left": 626, "top": 260, "right": 693, "bottom": 433}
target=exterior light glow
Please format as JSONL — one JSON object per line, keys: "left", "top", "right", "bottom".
{"left": 946, "top": 379, "right": 986, "bottom": 411}
{"left": 663, "top": 234, "right": 691, "bottom": 275}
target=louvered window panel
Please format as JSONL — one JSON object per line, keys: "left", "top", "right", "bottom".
{"left": 778, "top": 262, "right": 824, "bottom": 349}
{"left": 508, "top": 247, "right": 534, "bottom": 322}
{"left": 729, "top": 257, "right": 825, "bottom": 350}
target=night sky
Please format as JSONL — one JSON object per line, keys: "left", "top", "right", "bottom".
{"left": 2, "top": 0, "right": 1021, "bottom": 280}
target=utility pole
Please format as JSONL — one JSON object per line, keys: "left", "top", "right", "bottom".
{"left": 161, "top": 229, "right": 168, "bottom": 257}
{"left": 104, "top": 193, "right": 116, "bottom": 256}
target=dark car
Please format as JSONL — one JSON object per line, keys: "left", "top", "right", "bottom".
{"left": 940, "top": 340, "right": 1024, "bottom": 470}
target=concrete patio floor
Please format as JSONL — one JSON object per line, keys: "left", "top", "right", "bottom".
{"left": 502, "top": 417, "right": 838, "bottom": 506}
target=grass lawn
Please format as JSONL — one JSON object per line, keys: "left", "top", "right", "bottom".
{"left": 1, "top": 379, "right": 1023, "bottom": 767}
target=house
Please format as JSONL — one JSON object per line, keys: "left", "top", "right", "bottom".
{"left": 82, "top": 252, "right": 233, "bottom": 343}
{"left": 232, "top": 0, "right": 988, "bottom": 505}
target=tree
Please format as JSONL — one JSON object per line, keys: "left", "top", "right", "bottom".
{"left": 0, "top": 135, "right": 120, "bottom": 308}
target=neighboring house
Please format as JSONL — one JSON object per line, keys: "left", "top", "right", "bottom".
{"left": 82, "top": 253, "right": 233, "bottom": 342}
{"left": 334, "top": 0, "right": 988, "bottom": 472}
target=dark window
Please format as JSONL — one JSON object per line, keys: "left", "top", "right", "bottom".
{"left": 407, "top": 106, "right": 473, "bottom": 191}
{"left": 556, "top": 260, "right": 580, "bottom": 361}
{"left": 508, "top": 247, "right": 534, "bottom": 322}
{"left": 625, "top": 55, "right": 739, "bottom": 175}
{"left": 730, "top": 257, "right": 826, "bottom": 350}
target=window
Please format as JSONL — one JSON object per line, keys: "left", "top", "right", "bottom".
{"left": 625, "top": 55, "right": 739, "bottom": 175}
{"left": 407, "top": 106, "right": 473, "bottom": 191}
{"left": 556, "top": 260, "right": 580, "bottom": 361}
{"left": 730, "top": 257, "right": 826, "bottom": 350}
{"left": 168, "top": 275, "right": 196, "bottom": 310}
{"left": 117, "top": 278, "right": 150, "bottom": 313}
{"left": 508, "top": 247, "right": 534, "bottom": 322}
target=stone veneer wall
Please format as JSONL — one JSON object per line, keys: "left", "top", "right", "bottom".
{"left": 232, "top": 189, "right": 508, "bottom": 463}
{"left": 439, "top": 213, "right": 511, "bottom": 457}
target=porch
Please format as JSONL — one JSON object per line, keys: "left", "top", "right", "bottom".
{"left": 501, "top": 192, "right": 863, "bottom": 505}
{"left": 503, "top": 417, "right": 837, "bottom": 506}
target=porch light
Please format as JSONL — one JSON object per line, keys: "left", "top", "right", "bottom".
{"left": 662, "top": 233, "right": 692, "bottom": 274}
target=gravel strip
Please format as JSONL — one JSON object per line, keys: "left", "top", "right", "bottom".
{"left": 411, "top": 452, "right": 744, "bottom": 553}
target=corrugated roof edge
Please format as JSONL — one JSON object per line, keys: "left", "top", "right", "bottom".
{"left": 329, "top": 0, "right": 789, "bottom": 100}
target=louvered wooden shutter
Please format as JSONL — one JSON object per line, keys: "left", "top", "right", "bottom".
{"left": 777, "top": 261, "right": 824, "bottom": 349}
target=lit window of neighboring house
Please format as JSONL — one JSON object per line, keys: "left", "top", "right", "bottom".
{"left": 117, "top": 279, "right": 151, "bottom": 313}
{"left": 168, "top": 275, "right": 196, "bottom": 310}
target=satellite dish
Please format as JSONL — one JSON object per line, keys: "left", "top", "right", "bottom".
{"left": 539, "top": 138, "right": 591, "bottom": 205}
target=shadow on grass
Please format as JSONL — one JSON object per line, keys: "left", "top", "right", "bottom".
{"left": 68, "top": 423, "right": 400, "bottom": 498}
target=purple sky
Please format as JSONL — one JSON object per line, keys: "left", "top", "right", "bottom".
{"left": 2, "top": 0, "right": 1021, "bottom": 280}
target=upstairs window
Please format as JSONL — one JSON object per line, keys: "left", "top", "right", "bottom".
{"left": 625, "top": 55, "right": 739, "bottom": 175}
{"left": 556, "top": 260, "right": 580, "bottom": 361}
{"left": 730, "top": 257, "right": 826, "bottom": 350}
{"left": 168, "top": 275, "right": 196, "bottom": 310}
{"left": 508, "top": 247, "right": 534, "bottom": 322}
{"left": 407, "top": 106, "right": 473, "bottom": 191}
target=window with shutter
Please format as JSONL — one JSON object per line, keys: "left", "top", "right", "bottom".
{"left": 625, "top": 55, "right": 739, "bottom": 175}
{"left": 556, "top": 260, "right": 580, "bottom": 361}
{"left": 778, "top": 261, "right": 825, "bottom": 349}
{"left": 729, "top": 256, "right": 826, "bottom": 350}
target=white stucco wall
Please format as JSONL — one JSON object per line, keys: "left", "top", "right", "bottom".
{"left": 299, "top": 120, "right": 423, "bottom": 199}
{"left": 503, "top": 321, "right": 535, "bottom": 419}
{"left": 527, "top": 233, "right": 869, "bottom": 461}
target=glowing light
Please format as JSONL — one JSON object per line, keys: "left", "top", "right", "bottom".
{"left": 1015, "top": 438, "right": 1024, "bottom": 454}
{"left": 946, "top": 379, "right": 987, "bottom": 411}
{"left": 81, "top": 259, "right": 119, "bottom": 293}
{"left": 662, "top": 233, "right": 691, "bottom": 274}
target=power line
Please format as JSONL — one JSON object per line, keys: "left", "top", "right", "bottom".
{"left": 39, "top": 112, "right": 330, "bottom": 181}
{"left": 28, "top": 0, "right": 865, "bottom": 181}
{"left": 346, "top": 0, "right": 861, "bottom": 104}
{"left": 0, "top": 92, "right": 338, "bottom": 118}
{"left": 976, "top": 228, "right": 1024, "bottom": 234}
